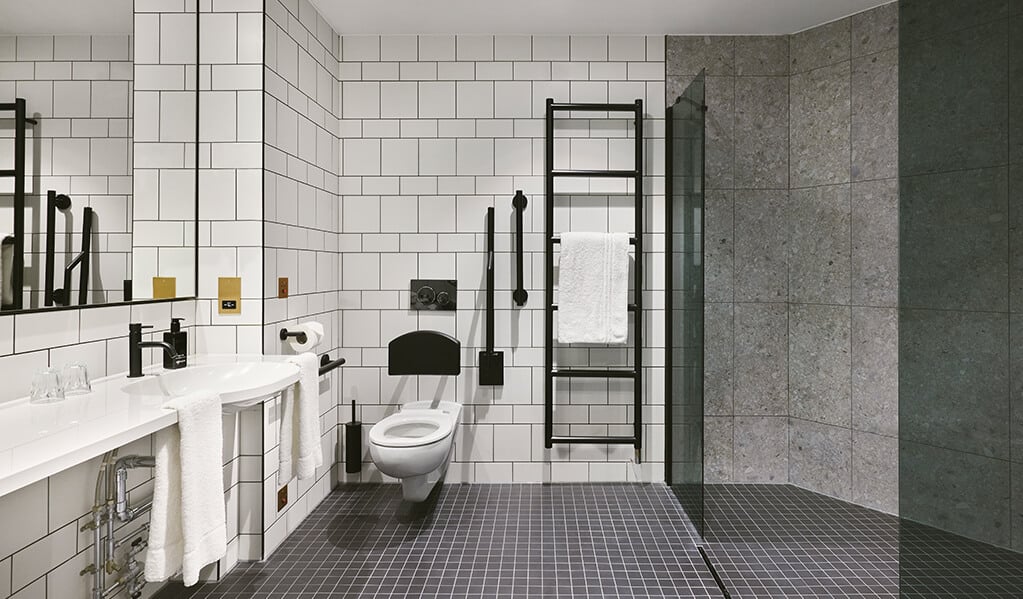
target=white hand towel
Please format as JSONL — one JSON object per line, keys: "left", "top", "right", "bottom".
{"left": 1, "top": 236, "right": 13, "bottom": 306}
{"left": 146, "top": 391, "right": 226, "bottom": 587}
{"left": 557, "top": 232, "right": 630, "bottom": 344}
{"left": 279, "top": 353, "right": 323, "bottom": 481}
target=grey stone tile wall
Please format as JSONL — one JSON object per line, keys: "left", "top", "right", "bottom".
{"left": 666, "top": 2, "right": 899, "bottom": 514}
{"left": 898, "top": 0, "right": 1023, "bottom": 551}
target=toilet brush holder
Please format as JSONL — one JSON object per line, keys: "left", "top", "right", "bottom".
{"left": 345, "top": 400, "right": 362, "bottom": 474}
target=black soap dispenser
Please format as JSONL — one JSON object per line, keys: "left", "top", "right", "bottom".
{"left": 164, "top": 317, "right": 187, "bottom": 369}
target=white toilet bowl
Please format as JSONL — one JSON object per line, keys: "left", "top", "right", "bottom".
{"left": 368, "top": 401, "right": 461, "bottom": 501}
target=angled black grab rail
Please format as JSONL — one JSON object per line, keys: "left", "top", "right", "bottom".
{"left": 512, "top": 190, "right": 528, "bottom": 306}
{"left": 53, "top": 206, "right": 92, "bottom": 306}
{"left": 44, "top": 191, "right": 72, "bottom": 307}
{"left": 479, "top": 206, "right": 504, "bottom": 385}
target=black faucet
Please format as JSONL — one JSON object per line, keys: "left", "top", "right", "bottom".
{"left": 128, "top": 323, "right": 186, "bottom": 378}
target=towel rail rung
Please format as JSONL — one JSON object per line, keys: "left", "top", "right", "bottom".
{"left": 551, "top": 235, "right": 636, "bottom": 245}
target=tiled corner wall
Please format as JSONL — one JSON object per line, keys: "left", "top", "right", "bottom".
{"left": 666, "top": 34, "right": 793, "bottom": 490}
{"left": 191, "top": 0, "right": 263, "bottom": 354}
{"left": 132, "top": 2, "right": 197, "bottom": 300}
{"left": 786, "top": 4, "right": 899, "bottom": 514}
{"left": 336, "top": 33, "right": 667, "bottom": 483}
{"left": 671, "top": 1, "right": 900, "bottom": 514}
{"left": 0, "top": 34, "right": 134, "bottom": 307}
{"left": 258, "top": 0, "right": 341, "bottom": 557}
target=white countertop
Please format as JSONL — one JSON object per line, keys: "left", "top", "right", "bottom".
{"left": 0, "top": 354, "right": 289, "bottom": 499}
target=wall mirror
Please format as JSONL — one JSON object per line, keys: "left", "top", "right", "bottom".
{"left": 0, "top": 0, "right": 198, "bottom": 313}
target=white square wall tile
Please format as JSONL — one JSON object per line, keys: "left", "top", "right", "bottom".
{"left": 0, "top": 316, "right": 12, "bottom": 356}
{"left": 494, "top": 81, "right": 532, "bottom": 118}
{"left": 380, "top": 139, "right": 418, "bottom": 176}
{"left": 570, "top": 35, "right": 608, "bottom": 61}
{"left": 455, "top": 81, "right": 494, "bottom": 119}
{"left": 532, "top": 36, "right": 569, "bottom": 60}
{"left": 455, "top": 35, "right": 494, "bottom": 61}
{"left": 379, "top": 81, "right": 418, "bottom": 118}
{"left": 0, "top": 480, "right": 48, "bottom": 557}
{"left": 342, "top": 81, "right": 380, "bottom": 119}
{"left": 494, "top": 35, "right": 531, "bottom": 60}
{"left": 342, "top": 254, "right": 380, "bottom": 290}
{"left": 380, "top": 35, "right": 417, "bottom": 61}
{"left": 418, "top": 139, "right": 455, "bottom": 175}
{"left": 495, "top": 138, "right": 532, "bottom": 176}
{"left": 200, "top": 12, "right": 238, "bottom": 64}
{"left": 418, "top": 81, "right": 454, "bottom": 119}
{"left": 342, "top": 35, "right": 380, "bottom": 61}
{"left": 609, "top": 35, "right": 647, "bottom": 61}
{"left": 418, "top": 35, "right": 455, "bottom": 61}
{"left": 342, "top": 138, "right": 381, "bottom": 176}
{"left": 455, "top": 138, "right": 494, "bottom": 175}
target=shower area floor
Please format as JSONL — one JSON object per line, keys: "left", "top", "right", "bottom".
{"left": 156, "top": 483, "right": 1023, "bottom": 598}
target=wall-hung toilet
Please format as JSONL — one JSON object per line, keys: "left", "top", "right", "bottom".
{"left": 369, "top": 400, "right": 461, "bottom": 501}
{"left": 374, "top": 330, "right": 462, "bottom": 501}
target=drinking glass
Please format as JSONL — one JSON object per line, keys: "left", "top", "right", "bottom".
{"left": 30, "top": 368, "right": 65, "bottom": 404}
{"left": 62, "top": 363, "right": 92, "bottom": 395}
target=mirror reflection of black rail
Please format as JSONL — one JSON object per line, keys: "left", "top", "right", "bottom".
{"left": 52, "top": 206, "right": 93, "bottom": 307}
{"left": 44, "top": 191, "right": 72, "bottom": 306}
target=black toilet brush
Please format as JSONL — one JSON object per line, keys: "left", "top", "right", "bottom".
{"left": 345, "top": 400, "right": 362, "bottom": 474}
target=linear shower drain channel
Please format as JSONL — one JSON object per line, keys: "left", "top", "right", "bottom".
{"left": 698, "top": 545, "right": 732, "bottom": 598}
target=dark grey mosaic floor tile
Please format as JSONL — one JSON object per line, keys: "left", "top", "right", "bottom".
{"left": 157, "top": 483, "right": 722, "bottom": 599}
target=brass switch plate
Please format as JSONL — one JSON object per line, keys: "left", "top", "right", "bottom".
{"left": 277, "top": 485, "right": 288, "bottom": 511}
{"left": 218, "top": 277, "right": 242, "bottom": 314}
{"left": 278, "top": 277, "right": 289, "bottom": 299}
{"left": 152, "top": 277, "right": 176, "bottom": 299}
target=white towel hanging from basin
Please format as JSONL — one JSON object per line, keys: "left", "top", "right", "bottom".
{"left": 146, "top": 391, "right": 226, "bottom": 587}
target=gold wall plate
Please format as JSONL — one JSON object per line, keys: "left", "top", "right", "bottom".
{"left": 152, "top": 277, "right": 177, "bottom": 299}
{"left": 218, "top": 277, "right": 242, "bottom": 314}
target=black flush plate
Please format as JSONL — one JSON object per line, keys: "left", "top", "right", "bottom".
{"left": 410, "top": 279, "right": 457, "bottom": 311}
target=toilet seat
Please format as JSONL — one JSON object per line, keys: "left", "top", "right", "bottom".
{"left": 369, "top": 411, "right": 452, "bottom": 448}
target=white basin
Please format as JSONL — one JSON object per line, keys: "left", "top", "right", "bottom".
{"left": 120, "top": 361, "right": 301, "bottom": 407}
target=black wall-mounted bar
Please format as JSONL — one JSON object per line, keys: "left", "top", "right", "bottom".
{"left": 53, "top": 206, "right": 93, "bottom": 306}
{"left": 279, "top": 328, "right": 308, "bottom": 344}
{"left": 543, "top": 98, "right": 644, "bottom": 460}
{"left": 0, "top": 99, "right": 37, "bottom": 310}
{"left": 512, "top": 190, "right": 528, "bottom": 307}
{"left": 318, "top": 353, "right": 345, "bottom": 376}
{"left": 479, "top": 206, "right": 503, "bottom": 385}
{"left": 44, "top": 191, "right": 72, "bottom": 307}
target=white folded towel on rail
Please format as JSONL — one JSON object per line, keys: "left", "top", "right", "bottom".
{"left": 557, "top": 232, "right": 630, "bottom": 344}
{"left": 146, "top": 391, "right": 226, "bottom": 587}
{"left": 279, "top": 352, "right": 323, "bottom": 481}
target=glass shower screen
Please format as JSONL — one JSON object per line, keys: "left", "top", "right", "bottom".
{"left": 665, "top": 71, "right": 706, "bottom": 534}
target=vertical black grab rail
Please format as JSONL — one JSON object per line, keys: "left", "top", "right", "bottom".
{"left": 479, "top": 206, "right": 504, "bottom": 385}
{"left": 44, "top": 191, "right": 72, "bottom": 307}
{"left": 485, "top": 206, "right": 495, "bottom": 352}
{"left": 512, "top": 190, "right": 528, "bottom": 306}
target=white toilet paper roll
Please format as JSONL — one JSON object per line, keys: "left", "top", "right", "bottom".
{"left": 286, "top": 322, "right": 324, "bottom": 352}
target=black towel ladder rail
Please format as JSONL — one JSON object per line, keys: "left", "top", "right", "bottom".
{"left": 543, "top": 98, "right": 644, "bottom": 462}
{"left": 0, "top": 99, "right": 38, "bottom": 310}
